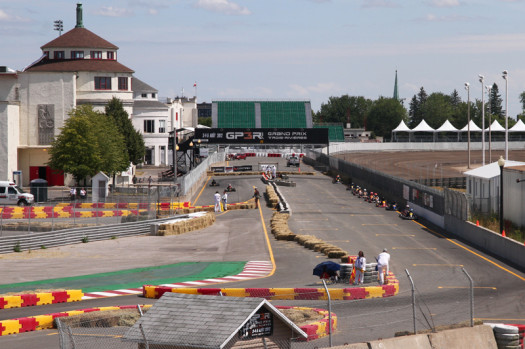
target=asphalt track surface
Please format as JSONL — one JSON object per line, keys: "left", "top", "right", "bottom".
{"left": 1, "top": 156, "right": 524, "bottom": 348}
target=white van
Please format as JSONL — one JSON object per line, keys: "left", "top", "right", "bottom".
{"left": 0, "top": 181, "right": 34, "bottom": 206}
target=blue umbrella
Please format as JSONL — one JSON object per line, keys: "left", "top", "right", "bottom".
{"left": 313, "top": 261, "right": 341, "bottom": 277}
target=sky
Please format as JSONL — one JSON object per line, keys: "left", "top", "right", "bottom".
{"left": 1, "top": 0, "right": 525, "bottom": 118}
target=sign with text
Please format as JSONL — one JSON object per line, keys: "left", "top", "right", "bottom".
{"left": 238, "top": 308, "right": 273, "bottom": 340}
{"left": 194, "top": 128, "right": 329, "bottom": 145}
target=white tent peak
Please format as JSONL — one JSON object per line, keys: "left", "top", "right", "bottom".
{"left": 460, "top": 120, "right": 482, "bottom": 132}
{"left": 392, "top": 120, "right": 411, "bottom": 132}
{"left": 412, "top": 119, "right": 435, "bottom": 132}
{"left": 510, "top": 119, "right": 525, "bottom": 132}
{"left": 436, "top": 120, "right": 459, "bottom": 132}
{"left": 485, "top": 120, "right": 505, "bottom": 132}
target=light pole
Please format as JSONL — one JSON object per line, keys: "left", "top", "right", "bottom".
{"left": 465, "top": 82, "right": 471, "bottom": 169}
{"left": 502, "top": 70, "right": 509, "bottom": 160}
{"left": 486, "top": 84, "right": 492, "bottom": 163}
{"left": 498, "top": 156, "right": 505, "bottom": 235}
{"left": 479, "top": 75, "right": 485, "bottom": 165}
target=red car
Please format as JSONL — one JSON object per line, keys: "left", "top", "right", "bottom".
{"left": 234, "top": 153, "right": 247, "bottom": 160}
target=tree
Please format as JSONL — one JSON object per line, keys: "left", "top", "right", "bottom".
{"left": 489, "top": 83, "right": 503, "bottom": 118}
{"left": 47, "top": 105, "right": 128, "bottom": 184}
{"left": 450, "top": 89, "right": 461, "bottom": 107}
{"left": 105, "top": 97, "right": 145, "bottom": 165}
{"left": 421, "top": 93, "right": 455, "bottom": 129}
{"left": 366, "top": 97, "right": 407, "bottom": 140}
{"left": 408, "top": 87, "right": 428, "bottom": 128}
{"left": 315, "top": 95, "right": 372, "bottom": 128}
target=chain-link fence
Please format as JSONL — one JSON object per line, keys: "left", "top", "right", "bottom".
{"left": 56, "top": 267, "right": 475, "bottom": 349}
{"left": 0, "top": 185, "right": 185, "bottom": 237}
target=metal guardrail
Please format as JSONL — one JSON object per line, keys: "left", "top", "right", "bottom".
{"left": 0, "top": 215, "right": 189, "bottom": 254}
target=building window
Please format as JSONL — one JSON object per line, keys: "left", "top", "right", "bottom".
{"left": 118, "top": 77, "right": 128, "bottom": 91}
{"left": 43, "top": 51, "right": 49, "bottom": 59}
{"left": 107, "top": 51, "right": 115, "bottom": 60}
{"left": 91, "top": 51, "right": 102, "bottom": 59}
{"left": 144, "top": 120, "right": 155, "bottom": 133}
{"left": 159, "top": 120, "right": 165, "bottom": 133}
{"left": 54, "top": 51, "right": 65, "bottom": 59}
{"left": 95, "top": 77, "right": 112, "bottom": 90}
{"left": 141, "top": 93, "right": 147, "bottom": 98}
{"left": 152, "top": 93, "right": 156, "bottom": 99}
{"left": 71, "top": 51, "right": 84, "bottom": 59}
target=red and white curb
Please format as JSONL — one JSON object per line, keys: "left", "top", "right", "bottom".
{"left": 82, "top": 261, "right": 273, "bottom": 300}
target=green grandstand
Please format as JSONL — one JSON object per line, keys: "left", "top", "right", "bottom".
{"left": 212, "top": 100, "right": 312, "bottom": 129}
{"left": 314, "top": 123, "right": 345, "bottom": 142}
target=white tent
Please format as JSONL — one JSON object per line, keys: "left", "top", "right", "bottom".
{"left": 509, "top": 119, "right": 525, "bottom": 132}
{"left": 411, "top": 119, "right": 435, "bottom": 132}
{"left": 460, "top": 120, "right": 482, "bottom": 132}
{"left": 392, "top": 120, "right": 411, "bottom": 132}
{"left": 485, "top": 120, "right": 505, "bottom": 132}
{"left": 436, "top": 120, "right": 459, "bottom": 132}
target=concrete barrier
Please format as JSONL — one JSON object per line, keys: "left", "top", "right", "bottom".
{"left": 368, "top": 334, "right": 433, "bottom": 349}
{"left": 428, "top": 325, "right": 497, "bottom": 349}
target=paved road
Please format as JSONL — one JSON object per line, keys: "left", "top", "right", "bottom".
{"left": 1, "top": 157, "right": 524, "bottom": 348}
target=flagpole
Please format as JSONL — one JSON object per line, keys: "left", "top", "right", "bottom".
{"left": 194, "top": 81, "right": 197, "bottom": 98}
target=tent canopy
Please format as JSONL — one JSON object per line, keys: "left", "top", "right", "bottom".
{"left": 411, "top": 119, "right": 435, "bottom": 132}
{"left": 436, "top": 120, "right": 459, "bottom": 132}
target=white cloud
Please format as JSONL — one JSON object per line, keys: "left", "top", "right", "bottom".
{"left": 94, "top": 6, "right": 134, "bottom": 17}
{"left": 194, "top": 0, "right": 251, "bottom": 15}
{"left": 0, "top": 9, "right": 30, "bottom": 22}
{"left": 420, "top": 13, "right": 470, "bottom": 22}
{"left": 429, "top": 0, "right": 460, "bottom": 7}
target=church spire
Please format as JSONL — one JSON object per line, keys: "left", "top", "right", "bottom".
{"left": 393, "top": 70, "right": 399, "bottom": 101}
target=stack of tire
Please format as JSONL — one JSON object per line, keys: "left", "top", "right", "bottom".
{"left": 489, "top": 324, "right": 523, "bottom": 349}
{"left": 364, "top": 263, "right": 379, "bottom": 284}
{"left": 340, "top": 263, "right": 353, "bottom": 282}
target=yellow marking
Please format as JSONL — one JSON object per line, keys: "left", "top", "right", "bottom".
{"left": 258, "top": 201, "right": 276, "bottom": 278}
{"left": 413, "top": 264, "right": 464, "bottom": 267}
{"left": 392, "top": 247, "right": 436, "bottom": 250}
{"left": 438, "top": 286, "right": 497, "bottom": 290}
{"left": 413, "top": 220, "right": 525, "bottom": 282}
{"left": 376, "top": 234, "right": 415, "bottom": 237}
{"left": 192, "top": 176, "right": 210, "bottom": 207}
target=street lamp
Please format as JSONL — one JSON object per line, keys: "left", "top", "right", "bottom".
{"left": 486, "top": 84, "right": 492, "bottom": 163}
{"left": 502, "top": 70, "right": 509, "bottom": 160}
{"left": 498, "top": 156, "right": 505, "bottom": 235}
{"left": 465, "top": 82, "right": 471, "bottom": 169}
{"left": 479, "top": 75, "right": 485, "bottom": 165}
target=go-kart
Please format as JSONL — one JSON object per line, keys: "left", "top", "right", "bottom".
{"left": 399, "top": 210, "right": 417, "bottom": 220}
{"left": 376, "top": 199, "right": 387, "bottom": 208}
{"left": 225, "top": 186, "right": 236, "bottom": 192}
{"left": 385, "top": 202, "right": 398, "bottom": 211}
{"left": 209, "top": 181, "right": 220, "bottom": 187}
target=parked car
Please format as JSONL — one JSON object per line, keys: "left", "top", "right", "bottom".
{"left": 234, "top": 153, "right": 247, "bottom": 160}
{"left": 287, "top": 156, "right": 300, "bottom": 167}
{"left": 0, "top": 181, "right": 34, "bottom": 206}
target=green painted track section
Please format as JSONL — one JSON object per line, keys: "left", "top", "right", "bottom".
{"left": 0, "top": 262, "right": 246, "bottom": 294}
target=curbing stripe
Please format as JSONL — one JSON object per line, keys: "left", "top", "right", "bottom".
{"left": 0, "top": 290, "right": 83, "bottom": 309}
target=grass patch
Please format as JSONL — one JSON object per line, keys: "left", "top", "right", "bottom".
{"left": 471, "top": 213, "right": 525, "bottom": 243}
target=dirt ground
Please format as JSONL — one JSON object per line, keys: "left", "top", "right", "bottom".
{"left": 336, "top": 149, "right": 525, "bottom": 180}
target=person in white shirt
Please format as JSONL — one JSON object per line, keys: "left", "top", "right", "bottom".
{"left": 354, "top": 251, "right": 366, "bottom": 285}
{"left": 214, "top": 191, "right": 222, "bottom": 212}
{"left": 221, "top": 190, "right": 228, "bottom": 211}
{"left": 377, "top": 248, "right": 390, "bottom": 285}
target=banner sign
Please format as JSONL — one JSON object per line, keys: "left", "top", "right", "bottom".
{"left": 238, "top": 308, "right": 273, "bottom": 340}
{"left": 211, "top": 167, "right": 225, "bottom": 173}
{"left": 233, "top": 165, "right": 253, "bottom": 172}
{"left": 210, "top": 166, "right": 253, "bottom": 172}
{"left": 194, "top": 128, "right": 329, "bottom": 145}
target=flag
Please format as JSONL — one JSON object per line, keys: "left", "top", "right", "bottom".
{"left": 193, "top": 82, "right": 197, "bottom": 87}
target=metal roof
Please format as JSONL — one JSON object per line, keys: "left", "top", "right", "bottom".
{"left": 464, "top": 160, "right": 525, "bottom": 179}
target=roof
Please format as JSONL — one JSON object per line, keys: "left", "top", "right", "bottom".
{"left": 510, "top": 119, "right": 525, "bottom": 132}
{"left": 133, "top": 100, "right": 168, "bottom": 108}
{"left": 392, "top": 120, "right": 410, "bottom": 132}
{"left": 411, "top": 119, "right": 435, "bottom": 132}
{"left": 460, "top": 120, "right": 482, "bottom": 132}
{"left": 122, "top": 293, "right": 307, "bottom": 348}
{"left": 464, "top": 160, "right": 525, "bottom": 179}
{"left": 41, "top": 27, "right": 118, "bottom": 50}
{"left": 485, "top": 120, "right": 505, "bottom": 132}
{"left": 24, "top": 59, "right": 134, "bottom": 73}
{"left": 132, "top": 77, "right": 157, "bottom": 93}
{"left": 436, "top": 120, "right": 458, "bottom": 132}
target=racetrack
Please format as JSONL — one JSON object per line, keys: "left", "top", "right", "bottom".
{"left": 0, "top": 156, "right": 523, "bottom": 348}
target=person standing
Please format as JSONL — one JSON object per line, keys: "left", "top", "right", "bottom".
{"left": 221, "top": 190, "right": 228, "bottom": 211}
{"left": 70, "top": 187, "right": 77, "bottom": 201}
{"left": 253, "top": 187, "right": 261, "bottom": 208}
{"left": 214, "top": 191, "right": 222, "bottom": 212}
{"left": 377, "top": 248, "right": 390, "bottom": 285}
{"left": 272, "top": 165, "right": 277, "bottom": 179}
{"left": 80, "top": 188, "right": 87, "bottom": 201}
{"left": 354, "top": 251, "right": 366, "bottom": 285}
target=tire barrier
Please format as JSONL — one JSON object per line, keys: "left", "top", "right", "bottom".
{"left": 0, "top": 304, "right": 152, "bottom": 336}
{"left": 155, "top": 212, "right": 216, "bottom": 236}
{"left": 277, "top": 306, "right": 336, "bottom": 341}
{"left": 488, "top": 324, "right": 525, "bottom": 349}
{"left": 142, "top": 286, "right": 398, "bottom": 301}
{"left": 0, "top": 290, "right": 83, "bottom": 310}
